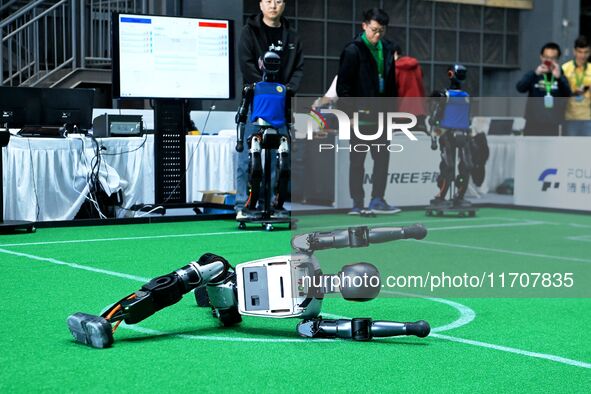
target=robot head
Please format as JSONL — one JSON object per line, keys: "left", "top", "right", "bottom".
{"left": 260, "top": 51, "right": 281, "bottom": 82}
{"left": 447, "top": 64, "right": 467, "bottom": 87}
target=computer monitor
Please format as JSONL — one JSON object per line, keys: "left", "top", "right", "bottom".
{"left": 112, "top": 13, "right": 235, "bottom": 100}
{"left": 40, "top": 88, "right": 95, "bottom": 129}
{"left": 0, "top": 87, "right": 94, "bottom": 130}
{"left": 488, "top": 119, "right": 514, "bottom": 135}
{"left": 0, "top": 86, "right": 42, "bottom": 127}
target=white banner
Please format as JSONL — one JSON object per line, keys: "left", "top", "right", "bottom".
{"left": 515, "top": 137, "right": 591, "bottom": 211}
{"left": 334, "top": 134, "right": 440, "bottom": 208}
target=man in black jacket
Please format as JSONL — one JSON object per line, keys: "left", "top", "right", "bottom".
{"left": 239, "top": 0, "right": 303, "bottom": 91}
{"left": 337, "top": 8, "right": 400, "bottom": 215}
{"left": 235, "top": 0, "right": 304, "bottom": 217}
{"left": 516, "top": 42, "right": 571, "bottom": 136}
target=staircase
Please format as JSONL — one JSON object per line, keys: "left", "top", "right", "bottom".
{"left": 0, "top": 0, "right": 158, "bottom": 88}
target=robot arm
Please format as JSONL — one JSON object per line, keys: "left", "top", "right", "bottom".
{"left": 291, "top": 224, "right": 427, "bottom": 254}
{"left": 67, "top": 253, "right": 231, "bottom": 348}
{"left": 235, "top": 84, "right": 254, "bottom": 152}
{"left": 285, "top": 87, "right": 294, "bottom": 138}
{"left": 428, "top": 89, "right": 447, "bottom": 150}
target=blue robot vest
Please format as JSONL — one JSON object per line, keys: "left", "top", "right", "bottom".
{"left": 440, "top": 89, "right": 470, "bottom": 130}
{"left": 250, "top": 81, "right": 287, "bottom": 129}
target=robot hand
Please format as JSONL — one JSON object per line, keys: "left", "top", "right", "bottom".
{"left": 236, "top": 123, "right": 245, "bottom": 152}
{"left": 67, "top": 253, "right": 231, "bottom": 348}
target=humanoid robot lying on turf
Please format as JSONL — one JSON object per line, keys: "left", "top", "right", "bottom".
{"left": 234, "top": 51, "right": 292, "bottom": 229}
{"left": 67, "top": 224, "right": 431, "bottom": 348}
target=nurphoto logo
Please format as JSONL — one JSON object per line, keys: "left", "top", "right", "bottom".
{"left": 307, "top": 109, "right": 418, "bottom": 153}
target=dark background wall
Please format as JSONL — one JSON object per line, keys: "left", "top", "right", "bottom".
{"left": 152, "top": 0, "right": 583, "bottom": 112}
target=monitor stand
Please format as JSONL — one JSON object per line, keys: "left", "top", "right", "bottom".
{"left": 1, "top": 127, "right": 35, "bottom": 234}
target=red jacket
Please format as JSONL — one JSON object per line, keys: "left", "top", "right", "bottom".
{"left": 395, "top": 56, "right": 426, "bottom": 115}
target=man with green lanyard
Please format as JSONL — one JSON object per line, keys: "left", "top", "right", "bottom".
{"left": 562, "top": 36, "right": 591, "bottom": 136}
{"left": 516, "top": 42, "right": 571, "bottom": 136}
{"left": 337, "top": 8, "right": 400, "bottom": 215}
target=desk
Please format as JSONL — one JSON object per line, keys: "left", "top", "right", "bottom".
{"left": 2, "top": 134, "right": 236, "bottom": 221}
{"left": 2, "top": 133, "right": 520, "bottom": 220}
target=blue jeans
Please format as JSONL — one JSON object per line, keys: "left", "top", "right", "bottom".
{"left": 565, "top": 121, "right": 591, "bottom": 136}
{"left": 235, "top": 123, "right": 288, "bottom": 210}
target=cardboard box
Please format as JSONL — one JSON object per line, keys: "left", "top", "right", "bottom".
{"left": 200, "top": 191, "right": 236, "bottom": 214}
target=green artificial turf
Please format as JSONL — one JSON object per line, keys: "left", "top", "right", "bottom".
{"left": 1, "top": 208, "right": 590, "bottom": 392}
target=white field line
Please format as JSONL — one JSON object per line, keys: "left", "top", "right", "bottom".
{"left": 0, "top": 247, "right": 150, "bottom": 282}
{"left": 420, "top": 240, "right": 591, "bottom": 264}
{"left": 0, "top": 218, "right": 541, "bottom": 248}
{"left": 566, "top": 235, "right": 591, "bottom": 243}
{"left": 0, "top": 230, "right": 249, "bottom": 248}
{"left": 430, "top": 333, "right": 591, "bottom": 369}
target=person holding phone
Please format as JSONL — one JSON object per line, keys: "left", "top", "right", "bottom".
{"left": 516, "top": 42, "right": 571, "bottom": 136}
{"left": 562, "top": 36, "right": 591, "bottom": 136}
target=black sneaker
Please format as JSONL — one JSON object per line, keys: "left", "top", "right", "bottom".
{"left": 368, "top": 198, "right": 401, "bottom": 214}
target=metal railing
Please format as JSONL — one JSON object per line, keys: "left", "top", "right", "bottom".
{"left": 0, "top": 0, "right": 149, "bottom": 86}
{"left": 81, "top": 0, "right": 148, "bottom": 68}
{"left": 1, "top": 0, "right": 76, "bottom": 86}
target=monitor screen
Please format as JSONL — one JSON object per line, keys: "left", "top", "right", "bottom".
{"left": 0, "top": 87, "right": 93, "bottom": 129}
{"left": 112, "top": 13, "right": 234, "bottom": 100}
{"left": 0, "top": 86, "right": 42, "bottom": 127}
{"left": 488, "top": 119, "right": 514, "bottom": 135}
{"left": 40, "top": 88, "right": 95, "bottom": 129}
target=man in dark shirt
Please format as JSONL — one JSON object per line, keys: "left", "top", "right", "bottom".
{"left": 337, "top": 8, "right": 400, "bottom": 215}
{"left": 236, "top": 0, "right": 303, "bottom": 216}
{"left": 516, "top": 42, "right": 571, "bottom": 136}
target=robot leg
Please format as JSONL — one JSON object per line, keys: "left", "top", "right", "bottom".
{"left": 274, "top": 135, "right": 290, "bottom": 210}
{"left": 297, "top": 318, "right": 430, "bottom": 340}
{"left": 194, "top": 265, "right": 242, "bottom": 327}
{"left": 247, "top": 134, "right": 263, "bottom": 210}
{"left": 67, "top": 253, "right": 232, "bottom": 348}
{"left": 435, "top": 132, "right": 455, "bottom": 200}
{"left": 453, "top": 132, "right": 474, "bottom": 202}
{"left": 298, "top": 262, "right": 430, "bottom": 340}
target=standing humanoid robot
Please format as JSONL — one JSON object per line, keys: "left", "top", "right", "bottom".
{"left": 427, "top": 64, "right": 476, "bottom": 216}
{"left": 235, "top": 51, "right": 293, "bottom": 230}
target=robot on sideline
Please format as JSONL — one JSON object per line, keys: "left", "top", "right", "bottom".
{"left": 67, "top": 224, "right": 431, "bottom": 348}
{"left": 427, "top": 64, "right": 477, "bottom": 217}
{"left": 235, "top": 51, "right": 292, "bottom": 228}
